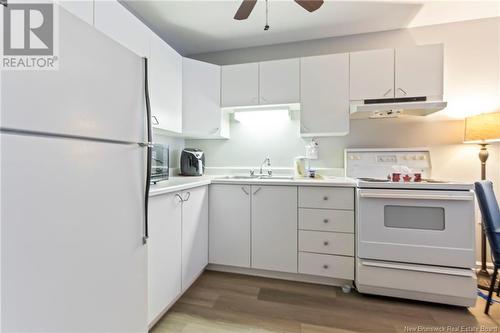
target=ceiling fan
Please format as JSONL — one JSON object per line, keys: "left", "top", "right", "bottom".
{"left": 234, "top": 0, "right": 324, "bottom": 20}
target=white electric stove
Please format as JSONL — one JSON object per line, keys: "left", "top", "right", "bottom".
{"left": 346, "top": 148, "right": 477, "bottom": 307}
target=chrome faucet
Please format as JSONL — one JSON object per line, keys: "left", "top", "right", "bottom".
{"left": 259, "top": 157, "right": 272, "bottom": 176}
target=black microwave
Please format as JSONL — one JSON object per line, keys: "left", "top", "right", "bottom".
{"left": 151, "top": 144, "right": 169, "bottom": 184}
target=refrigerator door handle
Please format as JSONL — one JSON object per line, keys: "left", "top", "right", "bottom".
{"left": 143, "top": 57, "right": 153, "bottom": 245}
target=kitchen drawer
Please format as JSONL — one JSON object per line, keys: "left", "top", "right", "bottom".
{"left": 356, "top": 259, "right": 476, "bottom": 306}
{"left": 299, "top": 187, "right": 354, "bottom": 210}
{"left": 299, "top": 208, "right": 354, "bottom": 233}
{"left": 299, "top": 252, "right": 354, "bottom": 280}
{"left": 299, "top": 230, "right": 354, "bottom": 256}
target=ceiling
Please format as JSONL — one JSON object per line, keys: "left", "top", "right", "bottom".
{"left": 123, "top": 0, "right": 500, "bottom": 56}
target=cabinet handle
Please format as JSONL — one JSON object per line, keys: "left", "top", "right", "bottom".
{"left": 261, "top": 96, "right": 267, "bottom": 103}
{"left": 301, "top": 124, "right": 310, "bottom": 133}
{"left": 383, "top": 88, "right": 392, "bottom": 97}
{"left": 241, "top": 187, "right": 249, "bottom": 195}
{"left": 323, "top": 219, "right": 329, "bottom": 223}
{"left": 398, "top": 88, "right": 408, "bottom": 96}
{"left": 175, "top": 193, "right": 183, "bottom": 203}
{"left": 211, "top": 127, "right": 219, "bottom": 135}
{"left": 183, "top": 191, "right": 191, "bottom": 202}
{"left": 323, "top": 241, "right": 329, "bottom": 246}
{"left": 253, "top": 187, "right": 261, "bottom": 195}
{"left": 323, "top": 196, "right": 328, "bottom": 201}
{"left": 323, "top": 265, "right": 329, "bottom": 269}
{"left": 152, "top": 115, "right": 159, "bottom": 125}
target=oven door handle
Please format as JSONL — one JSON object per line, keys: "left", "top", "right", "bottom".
{"left": 359, "top": 192, "right": 474, "bottom": 201}
{"left": 361, "top": 260, "right": 475, "bottom": 277}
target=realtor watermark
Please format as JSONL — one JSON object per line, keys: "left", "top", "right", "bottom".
{"left": 404, "top": 325, "right": 499, "bottom": 332}
{"left": 1, "top": 1, "right": 59, "bottom": 70}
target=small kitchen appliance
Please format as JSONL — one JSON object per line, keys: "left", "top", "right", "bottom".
{"left": 181, "top": 148, "right": 205, "bottom": 176}
{"left": 151, "top": 144, "right": 169, "bottom": 184}
{"left": 345, "top": 148, "right": 477, "bottom": 307}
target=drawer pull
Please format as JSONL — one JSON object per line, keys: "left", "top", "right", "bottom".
{"left": 323, "top": 241, "right": 329, "bottom": 246}
{"left": 323, "top": 196, "right": 328, "bottom": 201}
{"left": 323, "top": 264, "right": 329, "bottom": 269}
{"left": 323, "top": 219, "right": 329, "bottom": 223}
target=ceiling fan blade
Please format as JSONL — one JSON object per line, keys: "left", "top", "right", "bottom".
{"left": 295, "top": 0, "right": 324, "bottom": 12}
{"left": 234, "top": 0, "right": 258, "bottom": 20}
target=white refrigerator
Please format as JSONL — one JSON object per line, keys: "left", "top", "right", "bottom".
{"left": 1, "top": 8, "right": 152, "bottom": 332}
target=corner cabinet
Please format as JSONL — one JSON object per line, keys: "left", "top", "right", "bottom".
{"left": 209, "top": 184, "right": 298, "bottom": 273}
{"left": 182, "top": 58, "right": 229, "bottom": 139}
{"left": 149, "top": 34, "right": 183, "bottom": 133}
{"left": 300, "top": 53, "right": 349, "bottom": 137}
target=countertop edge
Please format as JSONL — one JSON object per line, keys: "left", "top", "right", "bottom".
{"left": 149, "top": 177, "right": 357, "bottom": 197}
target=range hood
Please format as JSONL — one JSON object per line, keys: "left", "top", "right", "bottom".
{"left": 350, "top": 97, "right": 447, "bottom": 119}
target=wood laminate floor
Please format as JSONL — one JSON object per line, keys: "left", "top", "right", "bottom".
{"left": 152, "top": 271, "right": 500, "bottom": 333}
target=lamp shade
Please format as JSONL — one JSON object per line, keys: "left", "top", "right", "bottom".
{"left": 464, "top": 111, "right": 500, "bottom": 143}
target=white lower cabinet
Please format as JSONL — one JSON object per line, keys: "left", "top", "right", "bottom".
{"left": 209, "top": 185, "right": 298, "bottom": 273}
{"left": 181, "top": 186, "right": 209, "bottom": 291}
{"left": 147, "top": 185, "right": 208, "bottom": 326}
{"left": 148, "top": 193, "right": 182, "bottom": 325}
{"left": 209, "top": 185, "right": 251, "bottom": 267}
{"left": 251, "top": 186, "right": 298, "bottom": 273}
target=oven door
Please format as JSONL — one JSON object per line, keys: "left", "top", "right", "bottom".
{"left": 357, "top": 189, "right": 475, "bottom": 268}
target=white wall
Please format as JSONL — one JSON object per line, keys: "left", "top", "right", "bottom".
{"left": 188, "top": 17, "right": 500, "bottom": 263}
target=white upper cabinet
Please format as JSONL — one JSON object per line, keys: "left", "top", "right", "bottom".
{"left": 350, "top": 48, "right": 395, "bottom": 100}
{"left": 148, "top": 193, "right": 182, "bottom": 326}
{"left": 259, "top": 58, "right": 300, "bottom": 105}
{"left": 221, "top": 63, "right": 259, "bottom": 107}
{"left": 94, "top": 0, "right": 150, "bottom": 57}
{"left": 395, "top": 44, "right": 444, "bottom": 98}
{"left": 300, "top": 53, "right": 349, "bottom": 137}
{"left": 209, "top": 184, "right": 251, "bottom": 268}
{"left": 182, "top": 58, "right": 229, "bottom": 139}
{"left": 181, "top": 186, "right": 209, "bottom": 291}
{"left": 57, "top": 1, "right": 93, "bottom": 26}
{"left": 149, "top": 34, "right": 183, "bottom": 133}
{"left": 251, "top": 186, "right": 298, "bottom": 273}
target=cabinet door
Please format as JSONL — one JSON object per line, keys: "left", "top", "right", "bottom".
{"left": 350, "top": 48, "right": 394, "bottom": 100}
{"left": 221, "top": 63, "right": 259, "bottom": 107}
{"left": 395, "top": 44, "right": 443, "bottom": 98}
{"left": 57, "top": 1, "right": 93, "bottom": 25}
{"left": 300, "top": 53, "right": 349, "bottom": 137}
{"left": 148, "top": 193, "right": 182, "bottom": 325}
{"left": 259, "top": 58, "right": 300, "bottom": 104}
{"left": 181, "top": 186, "right": 209, "bottom": 291}
{"left": 209, "top": 185, "right": 251, "bottom": 268}
{"left": 94, "top": 0, "right": 150, "bottom": 57}
{"left": 150, "top": 34, "right": 183, "bottom": 133}
{"left": 182, "top": 58, "right": 227, "bottom": 138}
{"left": 252, "top": 186, "right": 298, "bottom": 273}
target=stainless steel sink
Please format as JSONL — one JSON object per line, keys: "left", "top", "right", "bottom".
{"left": 221, "top": 175, "right": 294, "bottom": 180}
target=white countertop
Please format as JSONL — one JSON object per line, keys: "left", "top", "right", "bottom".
{"left": 149, "top": 175, "right": 357, "bottom": 197}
